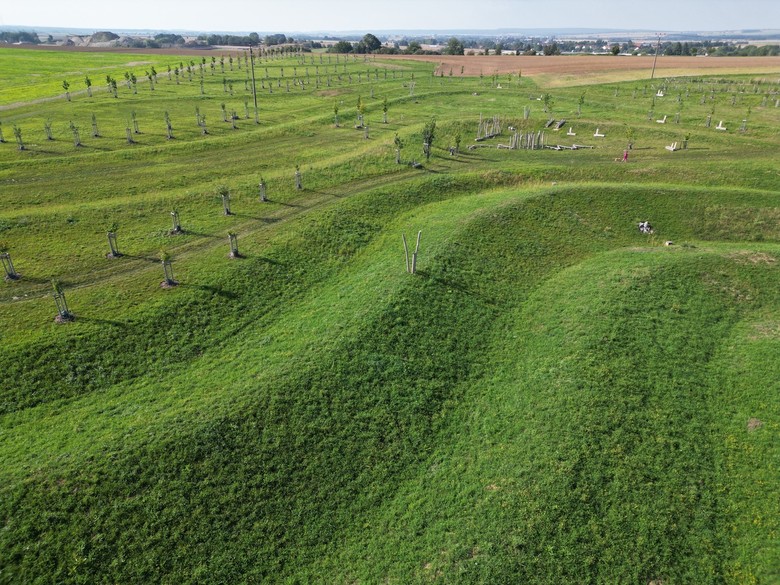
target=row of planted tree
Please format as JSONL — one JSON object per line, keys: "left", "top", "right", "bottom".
{"left": 0, "top": 172, "right": 300, "bottom": 321}
{"left": 2, "top": 132, "right": 441, "bottom": 324}
{"left": 0, "top": 56, "right": 424, "bottom": 151}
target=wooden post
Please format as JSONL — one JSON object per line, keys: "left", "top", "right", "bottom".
{"left": 162, "top": 259, "right": 175, "bottom": 285}
{"left": 1, "top": 252, "right": 19, "bottom": 280}
{"left": 170, "top": 210, "right": 182, "bottom": 234}
{"left": 411, "top": 231, "right": 421, "bottom": 274}
{"left": 259, "top": 179, "right": 267, "bottom": 202}
{"left": 52, "top": 281, "right": 74, "bottom": 321}
{"left": 106, "top": 232, "right": 121, "bottom": 258}
{"left": 228, "top": 233, "right": 239, "bottom": 258}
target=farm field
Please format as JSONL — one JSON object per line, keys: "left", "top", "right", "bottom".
{"left": 390, "top": 54, "right": 780, "bottom": 86}
{"left": 1, "top": 46, "right": 779, "bottom": 583}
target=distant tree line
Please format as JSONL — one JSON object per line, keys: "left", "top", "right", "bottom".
{"left": 199, "top": 33, "right": 261, "bottom": 46}
{"left": 0, "top": 31, "right": 40, "bottom": 44}
{"left": 706, "top": 44, "right": 780, "bottom": 57}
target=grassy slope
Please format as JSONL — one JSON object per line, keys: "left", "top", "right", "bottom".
{"left": 1, "top": 49, "right": 780, "bottom": 583}
{"left": 2, "top": 184, "right": 779, "bottom": 584}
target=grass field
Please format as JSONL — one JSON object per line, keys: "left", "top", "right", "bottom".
{"left": 1, "top": 47, "right": 779, "bottom": 583}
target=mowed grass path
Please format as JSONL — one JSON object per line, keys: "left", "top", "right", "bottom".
{"left": 1, "top": 48, "right": 779, "bottom": 583}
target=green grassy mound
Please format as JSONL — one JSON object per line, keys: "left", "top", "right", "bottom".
{"left": 2, "top": 183, "right": 778, "bottom": 583}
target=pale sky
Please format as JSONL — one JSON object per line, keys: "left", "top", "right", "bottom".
{"left": 1, "top": 0, "right": 777, "bottom": 33}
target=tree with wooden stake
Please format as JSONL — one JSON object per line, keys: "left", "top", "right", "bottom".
{"left": 52, "top": 280, "right": 74, "bottom": 322}
{"left": 577, "top": 93, "right": 585, "bottom": 116}
{"left": 106, "top": 226, "right": 121, "bottom": 258}
{"left": 248, "top": 46, "right": 259, "bottom": 124}
{"left": 0, "top": 121, "right": 5, "bottom": 143}
{"left": 356, "top": 95, "right": 364, "bottom": 127}
{"left": 218, "top": 185, "right": 233, "bottom": 215}
{"left": 91, "top": 113, "right": 100, "bottom": 137}
{"left": 334, "top": 102, "right": 340, "bottom": 128}
{"left": 625, "top": 124, "right": 635, "bottom": 150}
{"left": 159, "top": 250, "right": 177, "bottom": 288}
{"left": 259, "top": 177, "right": 267, "bottom": 202}
{"left": 402, "top": 231, "right": 422, "bottom": 274}
{"left": 422, "top": 117, "right": 436, "bottom": 161}
{"left": 44, "top": 119, "right": 53, "bottom": 141}
{"left": 62, "top": 80, "right": 71, "bottom": 101}
{"left": 170, "top": 210, "right": 183, "bottom": 234}
{"left": 0, "top": 242, "right": 19, "bottom": 280}
{"left": 394, "top": 133, "right": 403, "bottom": 164}
{"left": 131, "top": 111, "right": 140, "bottom": 134}
{"left": 13, "top": 125, "right": 24, "bottom": 150}
{"left": 542, "top": 93, "right": 554, "bottom": 116}
{"left": 130, "top": 72, "right": 137, "bottom": 94}
{"left": 382, "top": 96, "right": 388, "bottom": 123}
{"left": 84, "top": 76, "right": 92, "bottom": 97}
{"left": 228, "top": 232, "right": 240, "bottom": 258}
{"left": 295, "top": 165, "right": 302, "bottom": 190}
{"left": 69, "top": 121, "right": 81, "bottom": 147}
{"left": 164, "top": 111, "right": 173, "bottom": 140}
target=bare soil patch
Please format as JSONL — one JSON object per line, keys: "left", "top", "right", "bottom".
{"left": 727, "top": 251, "right": 777, "bottom": 265}
{"left": 748, "top": 321, "right": 780, "bottom": 340}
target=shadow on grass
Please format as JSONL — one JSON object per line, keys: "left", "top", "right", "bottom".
{"left": 415, "top": 269, "right": 497, "bottom": 307}
{"left": 75, "top": 315, "right": 128, "bottom": 328}
{"left": 230, "top": 213, "right": 282, "bottom": 224}
{"left": 9, "top": 275, "right": 51, "bottom": 286}
{"left": 123, "top": 254, "right": 164, "bottom": 264}
{"left": 177, "top": 230, "right": 221, "bottom": 239}
{"left": 184, "top": 283, "right": 240, "bottom": 300}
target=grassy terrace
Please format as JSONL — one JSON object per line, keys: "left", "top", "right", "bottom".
{"left": 0, "top": 47, "right": 779, "bottom": 583}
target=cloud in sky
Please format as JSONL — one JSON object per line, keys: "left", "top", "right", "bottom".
{"left": 2, "top": 0, "right": 778, "bottom": 32}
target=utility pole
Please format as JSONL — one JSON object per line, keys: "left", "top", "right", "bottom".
{"left": 650, "top": 33, "right": 665, "bottom": 80}
{"left": 248, "top": 45, "right": 259, "bottom": 124}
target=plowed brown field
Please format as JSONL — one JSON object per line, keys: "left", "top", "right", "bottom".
{"left": 384, "top": 54, "right": 780, "bottom": 86}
